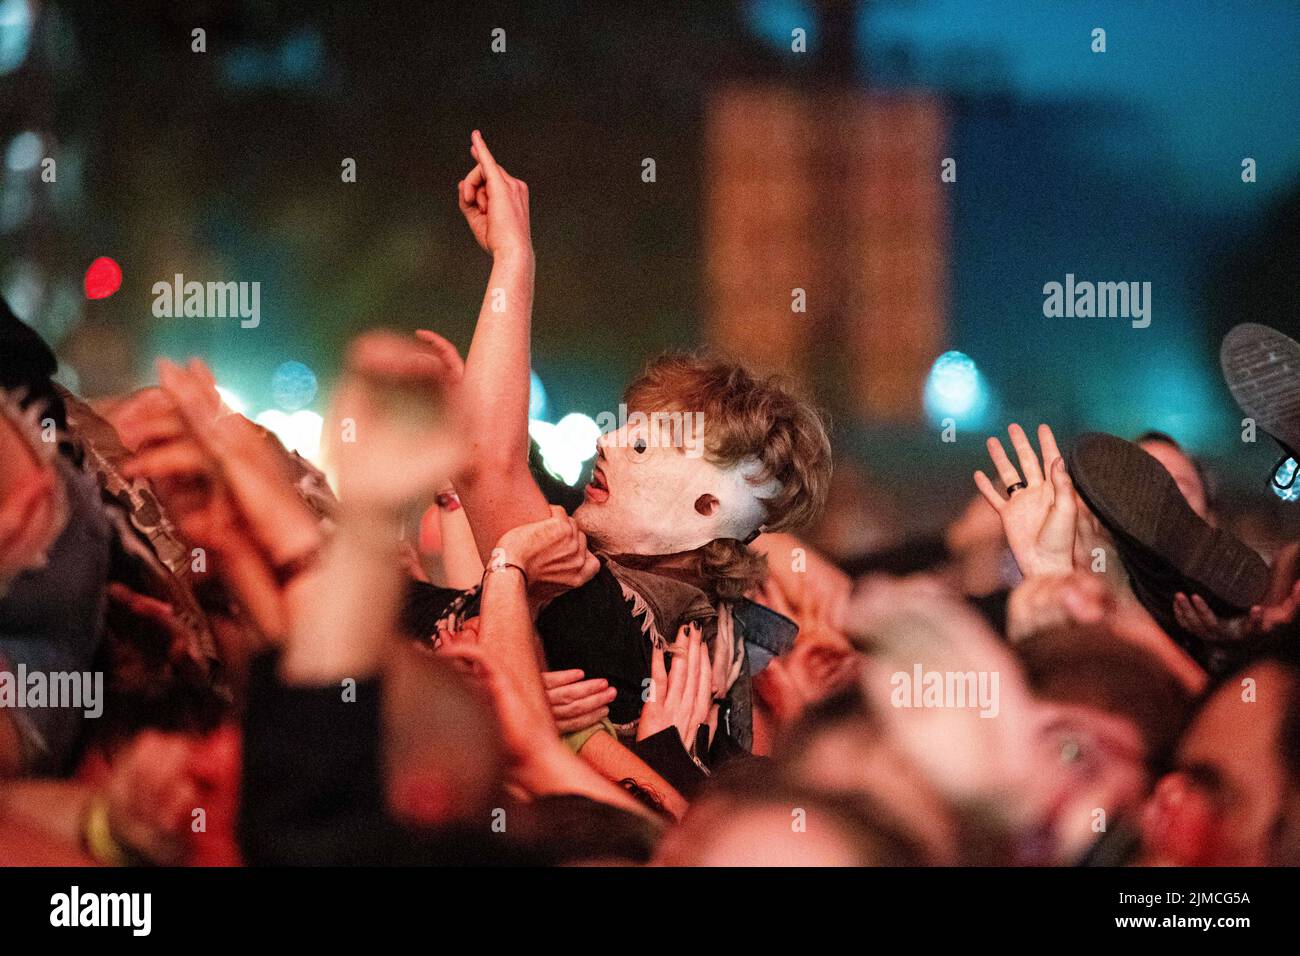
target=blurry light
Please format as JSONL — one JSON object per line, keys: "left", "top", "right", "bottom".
{"left": 83, "top": 256, "right": 122, "bottom": 300}
{"left": 5, "top": 130, "right": 41, "bottom": 171}
{"left": 923, "top": 350, "right": 990, "bottom": 428}
{"left": 215, "top": 386, "right": 248, "bottom": 417}
{"left": 556, "top": 412, "right": 601, "bottom": 457}
{"left": 745, "top": 0, "right": 817, "bottom": 53}
{"left": 271, "top": 360, "right": 318, "bottom": 411}
{"left": 0, "top": 180, "right": 32, "bottom": 232}
{"left": 222, "top": 27, "right": 324, "bottom": 91}
{"left": 3, "top": 259, "right": 43, "bottom": 320}
{"left": 529, "top": 412, "right": 599, "bottom": 485}
{"left": 529, "top": 369, "right": 549, "bottom": 420}
{"left": 275, "top": 28, "right": 324, "bottom": 85}
{"left": 0, "top": 0, "right": 33, "bottom": 76}
{"left": 1274, "top": 458, "right": 1300, "bottom": 503}
{"left": 255, "top": 409, "right": 323, "bottom": 463}
{"left": 42, "top": 282, "right": 83, "bottom": 344}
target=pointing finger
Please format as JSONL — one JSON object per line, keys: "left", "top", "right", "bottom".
{"left": 471, "top": 130, "right": 505, "bottom": 184}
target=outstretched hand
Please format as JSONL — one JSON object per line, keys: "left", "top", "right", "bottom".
{"left": 974, "top": 423, "right": 1076, "bottom": 578}
{"left": 1174, "top": 541, "right": 1300, "bottom": 641}
{"left": 457, "top": 130, "right": 531, "bottom": 258}
{"left": 331, "top": 330, "right": 466, "bottom": 514}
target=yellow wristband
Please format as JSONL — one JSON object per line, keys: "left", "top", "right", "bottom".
{"left": 81, "top": 795, "right": 135, "bottom": 867}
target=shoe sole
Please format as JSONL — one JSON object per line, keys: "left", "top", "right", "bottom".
{"left": 1066, "top": 432, "right": 1268, "bottom": 610}
{"left": 1220, "top": 322, "right": 1300, "bottom": 457}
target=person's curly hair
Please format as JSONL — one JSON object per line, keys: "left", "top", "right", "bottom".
{"left": 623, "top": 352, "right": 832, "bottom": 600}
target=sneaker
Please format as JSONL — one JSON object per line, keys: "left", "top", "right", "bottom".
{"left": 1220, "top": 322, "right": 1300, "bottom": 489}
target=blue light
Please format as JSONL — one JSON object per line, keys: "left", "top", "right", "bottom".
{"left": 923, "top": 350, "right": 990, "bottom": 428}
{"left": 745, "top": 0, "right": 818, "bottom": 53}
{"left": 0, "top": 0, "right": 33, "bottom": 76}
{"left": 271, "top": 361, "right": 318, "bottom": 411}
{"left": 529, "top": 369, "right": 549, "bottom": 421}
{"left": 5, "top": 130, "right": 41, "bottom": 171}
{"left": 1274, "top": 458, "right": 1300, "bottom": 503}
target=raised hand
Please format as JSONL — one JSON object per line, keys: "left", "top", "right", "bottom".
{"left": 542, "top": 669, "right": 617, "bottom": 734}
{"left": 331, "top": 330, "right": 466, "bottom": 514}
{"left": 974, "top": 423, "right": 1076, "bottom": 578}
{"left": 120, "top": 384, "right": 244, "bottom": 554}
{"left": 457, "top": 130, "right": 531, "bottom": 258}
{"left": 637, "top": 622, "right": 712, "bottom": 750}
{"left": 124, "top": 359, "right": 321, "bottom": 568}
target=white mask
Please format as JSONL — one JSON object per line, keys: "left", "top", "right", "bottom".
{"left": 573, "top": 419, "right": 779, "bottom": 556}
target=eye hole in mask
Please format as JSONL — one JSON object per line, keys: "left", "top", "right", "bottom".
{"left": 632, "top": 436, "right": 648, "bottom": 455}
{"left": 694, "top": 493, "right": 719, "bottom": 517}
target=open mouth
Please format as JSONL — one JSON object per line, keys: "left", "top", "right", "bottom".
{"left": 585, "top": 465, "right": 610, "bottom": 503}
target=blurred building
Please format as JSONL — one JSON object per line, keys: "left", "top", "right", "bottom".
{"left": 704, "top": 83, "right": 948, "bottom": 423}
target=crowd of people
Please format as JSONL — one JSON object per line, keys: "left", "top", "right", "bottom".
{"left": 2, "top": 131, "right": 1298, "bottom": 867}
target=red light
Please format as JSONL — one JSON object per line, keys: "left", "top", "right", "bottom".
{"left": 84, "top": 257, "right": 122, "bottom": 299}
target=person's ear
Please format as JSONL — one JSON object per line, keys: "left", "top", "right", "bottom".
{"left": 694, "top": 493, "right": 719, "bottom": 517}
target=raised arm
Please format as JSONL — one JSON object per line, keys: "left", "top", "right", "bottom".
{"left": 443, "top": 130, "right": 550, "bottom": 559}
{"left": 280, "top": 331, "right": 464, "bottom": 683}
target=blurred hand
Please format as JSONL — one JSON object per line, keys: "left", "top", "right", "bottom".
{"left": 637, "top": 622, "right": 712, "bottom": 750}
{"left": 492, "top": 506, "right": 600, "bottom": 605}
{"left": 120, "top": 408, "right": 245, "bottom": 556}
{"left": 331, "top": 331, "right": 466, "bottom": 514}
{"left": 542, "top": 669, "right": 616, "bottom": 734}
{"left": 104, "top": 730, "right": 200, "bottom": 866}
{"left": 1006, "top": 571, "right": 1113, "bottom": 642}
{"left": 753, "top": 532, "right": 851, "bottom": 633}
{"left": 123, "top": 359, "right": 320, "bottom": 562}
{"left": 974, "top": 423, "right": 1076, "bottom": 578}
{"left": 457, "top": 130, "right": 531, "bottom": 258}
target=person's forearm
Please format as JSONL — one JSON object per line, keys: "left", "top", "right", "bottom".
{"left": 438, "top": 498, "right": 485, "bottom": 588}
{"left": 577, "top": 731, "right": 688, "bottom": 819}
{"left": 515, "top": 739, "right": 659, "bottom": 819}
{"left": 476, "top": 564, "right": 652, "bottom": 816}
{"left": 1111, "top": 600, "right": 1207, "bottom": 694}
{"left": 279, "top": 508, "right": 403, "bottom": 684}
{"left": 219, "top": 543, "right": 288, "bottom": 644}
{"left": 462, "top": 250, "right": 534, "bottom": 469}
{"left": 478, "top": 563, "right": 551, "bottom": 711}
{"left": 456, "top": 251, "right": 550, "bottom": 559}
{"left": 0, "top": 779, "right": 92, "bottom": 846}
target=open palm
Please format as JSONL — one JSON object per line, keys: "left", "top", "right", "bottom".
{"left": 973, "top": 423, "right": 1076, "bottom": 578}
